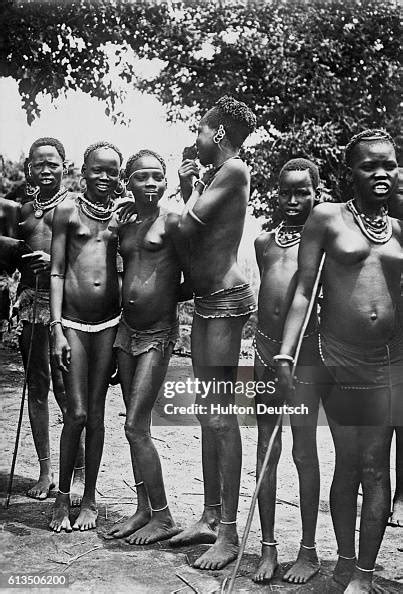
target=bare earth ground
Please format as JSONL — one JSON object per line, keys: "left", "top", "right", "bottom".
{"left": 0, "top": 343, "right": 402, "bottom": 593}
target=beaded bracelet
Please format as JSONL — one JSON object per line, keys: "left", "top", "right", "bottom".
{"left": 49, "top": 320, "right": 62, "bottom": 329}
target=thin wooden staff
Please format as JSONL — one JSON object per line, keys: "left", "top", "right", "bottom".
{"left": 5, "top": 276, "right": 39, "bottom": 508}
{"left": 225, "top": 252, "right": 326, "bottom": 593}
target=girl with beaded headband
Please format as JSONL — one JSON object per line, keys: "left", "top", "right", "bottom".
{"left": 168, "top": 96, "right": 257, "bottom": 570}
{"left": 252, "top": 158, "right": 324, "bottom": 585}
{"left": 6, "top": 137, "right": 85, "bottom": 503}
{"left": 276, "top": 130, "right": 402, "bottom": 593}
{"left": 108, "top": 149, "right": 192, "bottom": 545}
{"left": 49, "top": 141, "right": 122, "bottom": 532}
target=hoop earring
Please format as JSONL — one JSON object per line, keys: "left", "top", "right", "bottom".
{"left": 79, "top": 177, "right": 87, "bottom": 192}
{"left": 114, "top": 180, "right": 125, "bottom": 196}
{"left": 213, "top": 125, "right": 225, "bottom": 145}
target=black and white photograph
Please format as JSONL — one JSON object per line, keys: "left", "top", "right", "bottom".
{"left": 0, "top": 0, "right": 401, "bottom": 592}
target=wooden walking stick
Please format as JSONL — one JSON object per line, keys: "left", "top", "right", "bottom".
{"left": 225, "top": 252, "right": 326, "bottom": 593}
{"left": 4, "top": 276, "right": 39, "bottom": 508}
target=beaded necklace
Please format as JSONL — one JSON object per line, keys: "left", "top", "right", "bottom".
{"left": 346, "top": 199, "right": 392, "bottom": 244}
{"left": 32, "top": 187, "right": 68, "bottom": 218}
{"left": 78, "top": 193, "right": 114, "bottom": 222}
{"left": 274, "top": 221, "right": 304, "bottom": 248}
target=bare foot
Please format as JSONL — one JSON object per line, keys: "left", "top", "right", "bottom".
{"left": 389, "top": 494, "right": 403, "bottom": 527}
{"left": 27, "top": 473, "right": 55, "bottom": 500}
{"left": 345, "top": 568, "right": 382, "bottom": 593}
{"left": 252, "top": 545, "right": 278, "bottom": 583}
{"left": 70, "top": 469, "right": 85, "bottom": 507}
{"left": 333, "top": 556, "right": 356, "bottom": 589}
{"left": 73, "top": 498, "right": 98, "bottom": 531}
{"left": 283, "top": 545, "right": 320, "bottom": 584}
{"left": 49, "top": 492, "right": 72, "bottom": 533}
{"left": 126, "top": 510, "right": 180, "bottom": 545}
{"left": 169, "top": 509, "right": 219, "bottom": 546}
{"left": 107, "top": 509, "right": 151, "bottom": 539}
{"left": 193, "top": 526, "right": 239, "bottom": 570}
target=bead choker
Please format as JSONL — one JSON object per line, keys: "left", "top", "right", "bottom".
{"left": 33, "top": 187, "right": 68, "bottom": 218}
{"left": 346, "top": 199, "right": 392, "bottom": 244}
{"left": 78, "top": 193, "right": 114, "bottom": 222}
{"left": 274, "top": 221, "right": 304, "bottom": 248}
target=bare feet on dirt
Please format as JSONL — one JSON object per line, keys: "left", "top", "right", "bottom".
{"left": 344, "top": 568, "right": 383, "bottom": 593}
{"left": 333, "top": 556, "right": 356, "bottom": 589}
{"left": 125, "top": 510, "right": 180, "bottom": 545}
{"left": 282, "top": 544, "right": 320, "bottom": 584}
{"left": 70, "top": 467, "right": 85, "bottom": 507}
{"left": 27, "top": 473, "right": 55, "bottom": 500}
{"left": 193, "top": 525, "right": 239, "bottom": 570}
{"left": 73, "top": 497, "right": 98, "bottom": 531}
{"left": 169, "top": 508, "right": 219, "bottom": 546}
{"left": 49, "top": 492, "right": 71, "bottom": 533}
{"left": 389, "top": 495, "right": 403, "bottom": 527}
{"left": 252, "top": 544, "right": 278, "bottom": 583}
{"left": 107, "top": 508, "right": 151, "bottom": 539}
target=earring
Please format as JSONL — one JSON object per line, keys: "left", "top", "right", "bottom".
{"left": 79, "top": 177, "right": 87, "bottom": 192}
{"left": 213, "top": 124, "right": 225, "bottom": 144}
{"left": 26, "top": 183, "right": 39, "bottom": 197}
{"left": 114, "top": 180, "right": 125, "bottom": 196}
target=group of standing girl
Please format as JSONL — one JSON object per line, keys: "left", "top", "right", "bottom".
{"left": 1, "top": 95, "right": 401, "bottom": 593}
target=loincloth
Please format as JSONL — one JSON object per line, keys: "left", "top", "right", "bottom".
{"left": 18, "top": 286, "right": 51, "bottom": 325}
{"left": 319, "top": 328, "right": 403, "bottom": 426}
{"left": 194, "top": 283, "right": 256, "bottom": 319}
{"left": 114, "top": 317, "right": 179, "bottom": 357}
{"left": 254, "top": 326, "right": 320, "bottom": 385}
{"left": 319, "top": 329, "right": 403, "bottom": 390}
{"left": 61, "top": 315, "right": 121, "bottom": 333}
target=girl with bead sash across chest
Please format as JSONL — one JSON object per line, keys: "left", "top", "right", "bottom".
{"left": 277, "top": 130, "right": 403, "bottom": 593}
{"left": 49, "top": 142, "right": 122, "bottom": 532}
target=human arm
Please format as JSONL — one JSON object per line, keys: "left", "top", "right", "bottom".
{"left": 49, "top": 202, "right": 72, "bottom": 372}
{"left": 276, "top": 206, "right": 329, "bottom": 391}
{"left": 167, "top": 213, "right": 193, "bottom": 302}
{"left": 178, "top": 159, "right": 200, "bottom": 203}
{"left": 254, "top": 232, "right": 272, "bottom": 277}
{"left": 177, "top": 159, "right": 247, "bottom": 238}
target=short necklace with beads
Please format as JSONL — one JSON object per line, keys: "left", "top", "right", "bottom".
{"left": 78, "top": 193, "right": 114, "bottom": 222}
{"left": 346, "top": 199, "right": 392, "bottom": 244}
{"left": 32, "top": 187, "right": 68, "bottom": 218}
{"left": 274, "top": 221, "right": 304, "bottom": 248}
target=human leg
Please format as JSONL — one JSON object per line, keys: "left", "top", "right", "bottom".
{"left": 283, "top": 381, "right": 321, "bottom": 584}
{"left": 50, "top": 357, "right": 85, "bottom": 506}
{"left": 73, "top": 326, "right": 116, "bottom": 531}
{"left": 122, "top": 346, "right": 180, "bottom": 544}
{"left": 251, "top": 361, "right": 281, "bottom": 583}
{"left": 390, "top": 426, "right": 403, "bottom": 527}
{"left": 192, "top": 315, "right": 245, "bottom": 570}
{"left": 108, "top": 349, "right": 151, "bottom": 538}
{"left": 49, "top": 328, "right": 89, "bottom": 532}
{"left": 170, "top": 315, "right": 221, "bottom": 546}
{"left": 20, "top": 323, "right": 55, "bottom": 499}
{"left": 344, "top": 426, "right": 393, "bottom": 593}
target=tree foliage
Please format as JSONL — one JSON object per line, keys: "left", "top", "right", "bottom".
{"left": 1, "top": 0, "right": 400, "bottom": 221}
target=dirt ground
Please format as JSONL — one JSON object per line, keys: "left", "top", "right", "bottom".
{"left": 0, "top": 343, "right": 402, "bottom": 593}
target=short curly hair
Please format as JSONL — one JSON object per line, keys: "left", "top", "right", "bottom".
{"left": 203, "top": 95, "right": 257, "bottom": 148}
{"left": 83, "top": 141, "right": 123, "bottom": 165}
{"left": 345, "top": 129, "right": 396, "bottom": 167}
{"left": 279, "top": 158, "right": 320, "bottom": 189}
{"left": 29, "top": 137, "right": 65, "bottom": 161}
{"left": 125, "top": 149, "right": 167, "bottom": 179}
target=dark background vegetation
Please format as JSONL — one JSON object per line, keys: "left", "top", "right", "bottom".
{"left": 0, "top": 0, "right": 400, "bottom": 225}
